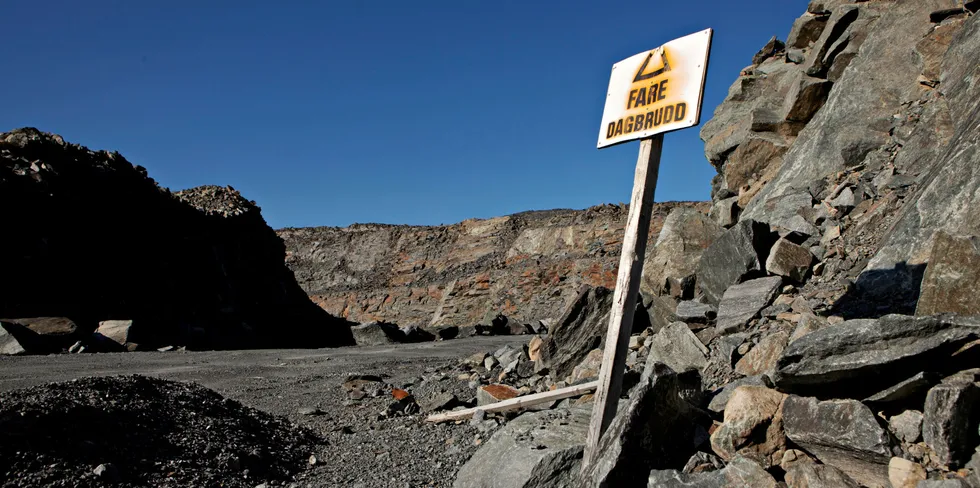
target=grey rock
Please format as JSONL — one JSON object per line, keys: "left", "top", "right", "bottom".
{"left": 864, "top": 372, "right": 940, "bottom": 407}
{"left": 889, "top": 410, "right": 924, "bottom": 444}
{"left": 766, "top": 238, "right": 814, "bottom": 282}
{"left": 646, "top": 456, "right": 777, "bottom": 488}
{"left": 695, "top": 220, "right": 775, "bottom": 305}
{"left": 753, "top": 36, "right": 785, "bottom": 65}
{"left": 453, "top": 407, "right": 591, "bottom": 488}
{"left": 784, "top": 461, "right": 860, "bottom": 488}
{"left": 749, "top": 191, "right": 820, "bottom": 238}
{"left": 0, "top": 317, "right": 81, "bottom": 351}
{"left": 709, "top": 197, "right": 739, "bottom": 228}
{"left": 675, "top": 301, "right": 717, "bottom": 324}
{"left": 297, "top": 407, "right": 324, "bottom": 416}
{"left": 715, "top": 276, "right": 783, "bottom": 334}
{"left": 922, "top": 382, "right": 980, "bottom": 467}
{"left": 641, "top": 207, "right": 724, "bottom": 300}
{"left": 914, "top": 480, "right": 972, "bottom": 488}
{"left": 93, "top": 463, "right": 120, "bottom": 483}
{"left": 783, "top": 396, "right": 893, "bottom": 488}
{"left": 734, "top": 331, "right": 790, "bottom": 377}
{"left": 420, "top": 392, "right": 459, "bottom": 413}
{"left": 787, "top": 12, "right": 830, "bottom": 49}
{"left": 538, "top": 286, "right": 614, "bottom": 380}
{"left": 783, "top": 73, "right": 834, "bottom": 123}
{"left": 350, "top": 321, "right": 397, "bottom": 346}
{"left": 580, "top": 363, "right": 707, "bottom": 487}
{"left": 643, "top": 322, "right": 709, "bottom": 378}
{"left": 707, "top": 375, "right": 767, "bottom": 413}
{"left": 773, "top": 314, "right": 980, "bottom": 397}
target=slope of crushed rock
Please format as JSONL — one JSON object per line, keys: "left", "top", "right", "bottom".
{"left": 0, "top": 375, "right": 321, "bottom": 488}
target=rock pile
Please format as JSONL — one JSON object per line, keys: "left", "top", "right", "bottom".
{"left": 0, "top": 375, "right": 321, "bottom": 487}
{"left": 449, "top": 2, "right": 980, "bottom": 487}
{"left": 0, "top": 128, "right": 353, "bottom": 352}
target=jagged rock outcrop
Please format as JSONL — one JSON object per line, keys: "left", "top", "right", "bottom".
{"left": 0, "top": 128, "right": 352, "bottom": 350}
{"left": 279, "top": 202, "right": 708, "bottom": 328}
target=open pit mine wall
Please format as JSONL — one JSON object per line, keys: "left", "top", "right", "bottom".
{"left": 278, "top": 202, "right": 710, "bottom": 328}
{"left": 283, "top": 0, "right": 980, "bottom": 328}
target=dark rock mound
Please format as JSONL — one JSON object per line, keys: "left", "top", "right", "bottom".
{"left": 0, "top": 375, "right": 322, "bottom": 487}
{"left": 0, "top": 128, "right": 353, "bottom": 349}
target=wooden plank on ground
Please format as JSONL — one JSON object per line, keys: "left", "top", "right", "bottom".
{"left": 581, "top": 134, "right": 663, "bottom": 471}
{"left": 424, "top": 380, "right": 599, "bottom": 423}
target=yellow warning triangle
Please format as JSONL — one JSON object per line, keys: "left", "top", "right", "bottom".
{"left": 633, "top": 48, "right": 671, "bottom": 83}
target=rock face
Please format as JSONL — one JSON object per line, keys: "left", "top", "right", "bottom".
{"left": 278, "top": 202, "right": 708, "bottom": 329}
{"left": 0, "top": 128, "right": 352, "bottom": 349}
{"left": 453, "top": 407, "right": 591, "bottom": 488}
{"left": 916, "top": 232, "right": 980, "bottom": 316}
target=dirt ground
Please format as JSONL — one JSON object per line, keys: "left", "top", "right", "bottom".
{"left": 0, "top": 336, "right": 529, "bottom": 487}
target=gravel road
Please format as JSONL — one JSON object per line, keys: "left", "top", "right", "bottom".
{"left": 0, "top": 336, "right": 530, "bottom": 487}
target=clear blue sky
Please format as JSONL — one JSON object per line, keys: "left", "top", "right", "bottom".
{"left": 1, "top": 1, "right": 805, "bottom": 229}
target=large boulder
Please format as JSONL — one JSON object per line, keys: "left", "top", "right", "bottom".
{"left": 715, "top": 276, "right": 783, "bottom": 334}
{"left": 916, "top": 232, "right": 980, "bottom": 316}
{"left": 579, "top": 363, "right": 708, "bottom": 487}
{"left": 782, "top": 396, "right": 894, "bottom": 488}
{"left": 709, "top": 386, "right": 787, "bottom": 468}
{"left": 646, "top": 456, "right": 777, "bottom": 488}
{"left": 0, "top": 317, "right": 81, "bottom": 351}
{"left": 696, "top": 220, "right": 775, "bottom": 305}
{"left": 765, "top": 238, "right": 813, "bottom": 282}
{"left": 641, "top": 208, "right": 723, "bottom": 300}
{"left": 453, "top": 407, "right": 591, "bottom": 488}
{"left": 0, "top": 323, "right": 29, "bottom": 355}
{"left": 350, "top": 321, "right": 398, "bottom": 346}
{"left": 922, "top": 382, "right": 980, "bottom": 468}
{"left": 539, "top": 286, "right": 614, "bottom": 380}
{"left": 772, "top": 314, "right": 980, "bottom": 397}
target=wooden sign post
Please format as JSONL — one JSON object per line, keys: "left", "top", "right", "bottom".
{"left": 583, "top": 29, "right": 713, "bottom": 472}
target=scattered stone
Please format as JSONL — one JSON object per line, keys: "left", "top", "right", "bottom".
{"left": 864, "top": 372, "right": 940, "bottom": 407}
{"left": 420, "top": 392, "right": 459, "bottom": 413}
{"left": 890, "top": 410, "right": 925, "bottom": 444}
{"left": 765, "top": 238, "right": 813, "bottom": 282}
{"left": 580, "top": 363, "right": 708, "bottom": 487}
{"left": 783, "top": 396, "right": 893, "bottom": 487}
{"left": 696, "top": 219, "right": 774, "bottom": 305}
{"left": 922, "top": 382, "right": 980, "bottom": 467}
{"left": 888, "top": 457, "right": 926, "bottom": 488}
{"left": 715, "top": 276, "right": 782, "bottom": 334}
{"left": 93, "top": 463, "right": 120, "bottom": 483}
{"left": 734, "top": 331, "right": 789, "bottom": 377}
{"left": 644, "top": 322, "right": 709, "bottom": 377}
{"left": 538, "top": 286, "right": 614, "bottom": 380}
{"left": 647, "top": 456, "right": 777, "bottom": 487}
{"left": 570, "top": 348, "right": 603, "bottom": 382}
{"left": 297, "top": 407, "right": 324, "bottom": 416}
{"left": 772, "top": 314, "right": 980, "bottom": 397}
{"left": 476, "top": 384, "right": 520, "bottom": 407}
{"left": 916, "top": 232, "right": 980, "bottom": 316}
{"left": 784, "top": 460, "right": 860, "bottom": 488}
{"left": 675, "top": 301, "right": 718, "bottom": 324}
{"left": 452, "top": 407, "right": 591, "bottom": 488}
{"left": 527, "top": 335, "right": 544, "bottom": 361}
{"left": 682, "top": 451, "right": 726, "bottom": 474}
{"left": 707, "top": 375, "right": 767, "bottom": 413}
{"left": 709, "top": 386, "right": 787, "bottom": 468}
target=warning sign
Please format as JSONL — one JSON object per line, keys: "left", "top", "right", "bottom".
{"left": 597, "top": 29, "right": 713, "bottom": 148}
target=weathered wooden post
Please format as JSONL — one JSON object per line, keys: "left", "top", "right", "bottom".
{"left": 582, "top": 28, "right": 713, "bottom": 471}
